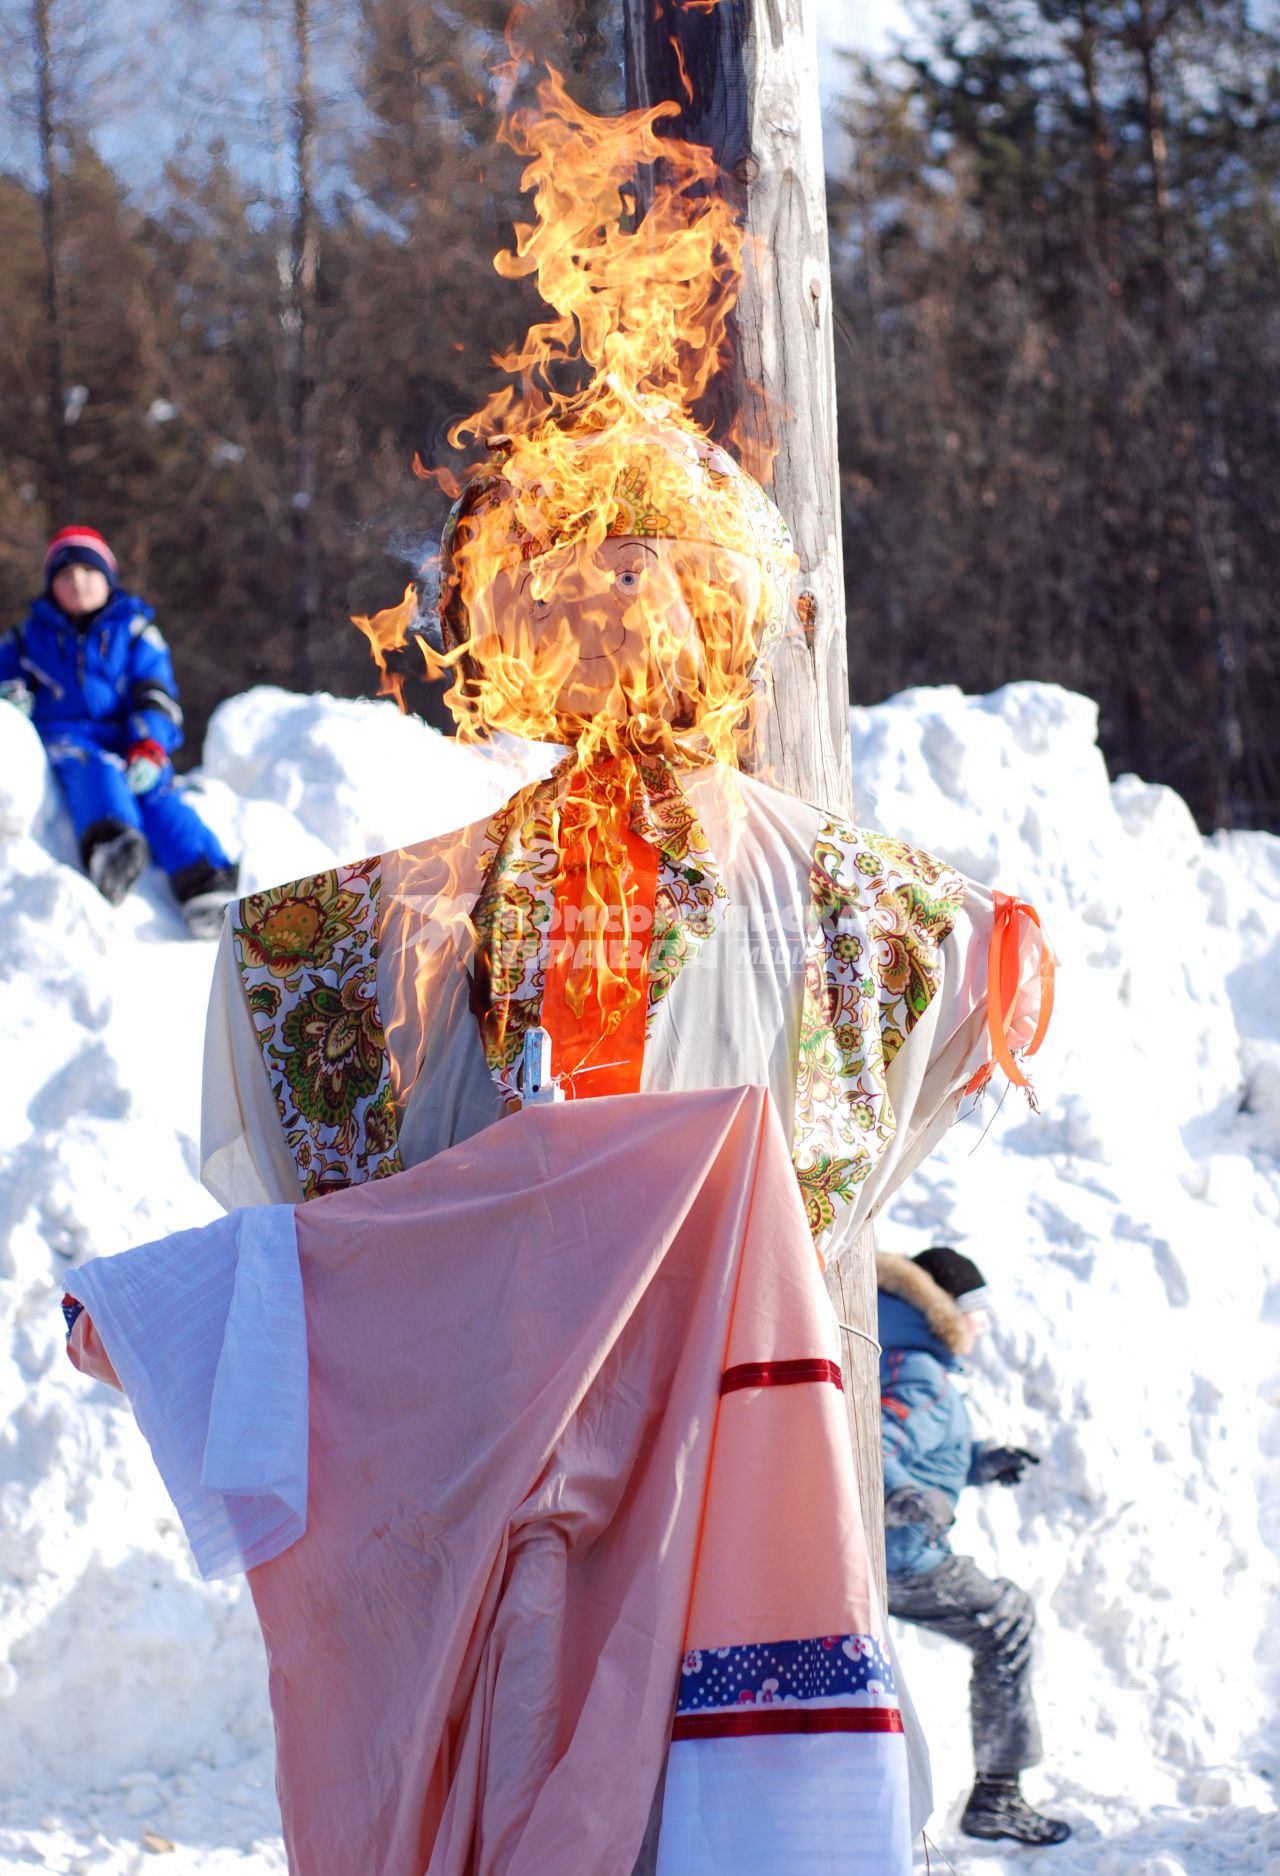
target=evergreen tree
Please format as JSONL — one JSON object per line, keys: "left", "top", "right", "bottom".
{"left": 830, "top": 0, "right": 1280, "bottom": 826}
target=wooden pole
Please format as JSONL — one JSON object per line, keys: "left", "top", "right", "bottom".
{"left": 288, "top": 0, "right": 320, "bottom": 688}
{"left": 623, "top": 0, "right": 884, "bottom": 1607}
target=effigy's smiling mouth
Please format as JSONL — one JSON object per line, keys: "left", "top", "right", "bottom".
{"left": 572, "top": 625, "right": 630, "bottom": 666}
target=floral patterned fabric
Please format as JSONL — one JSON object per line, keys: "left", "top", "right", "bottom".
{"left": 633, "top": 756, "right": 730, "bottom": 1016}
{"left": 676, "top": 1633, "right": 897, "bottom": 1714}
{"left": 232, "top": 860, "right": 402, "bottom": 1199}
{"left": 792, "top": 822, "right": 966, "bottom": 1248}
{"left": 225, "top": 785, "right": 971, "bottom": 1242}
{"left": 472, "top": 755, "right": 727, "bottom": 1099}
{"left": 471, "top": 786, "right": 562, "bottom": 1092}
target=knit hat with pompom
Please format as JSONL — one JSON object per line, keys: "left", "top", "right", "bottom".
{"left": 44, "top": 526, "right": 118, "bottom": 589}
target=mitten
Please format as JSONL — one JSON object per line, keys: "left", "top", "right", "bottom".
{"left": 884, "top": 1485, "right": 955, "bottom": 1534}
{"left": 971, "top": 1444, "right": 1040, "bottom": 1487}
{"left": 125, "top": 738, "right": 171, "bottom": 795}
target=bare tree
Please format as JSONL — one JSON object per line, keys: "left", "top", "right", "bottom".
{"left": 32, "top": 0, "right": 73, "bottom": 514}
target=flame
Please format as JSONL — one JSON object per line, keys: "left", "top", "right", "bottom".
{"left": 358, "top": 53, "right": 798, "bottom": 1073}
{"left": 352, "top": 584, "right": 421, "bottom": 711}
{"left": 669, "top": 35, "right": 695, "bottom": 106}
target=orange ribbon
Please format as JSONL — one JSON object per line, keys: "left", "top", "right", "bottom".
{"left": 966, "top": 892, "right": 1055, "bottom": 1097}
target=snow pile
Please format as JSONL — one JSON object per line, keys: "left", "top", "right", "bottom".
{"left": 0, "top": 711, "right": 59, "bottom": 847}
{"left": 196, "top": 688, "right": 551, "bottom": 888}
{"left": 856, "top": 685, "right": 1280, "bottom": 1872}
{"left": 1, "top": 681, "right": 1276, "bottom": 1874}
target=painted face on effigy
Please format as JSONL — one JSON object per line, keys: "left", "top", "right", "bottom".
{"left": 474, "top": 534, "right": 710, "bottom": 724}
{"left": 432, "top": 415, "right": 796, "bottom": 757}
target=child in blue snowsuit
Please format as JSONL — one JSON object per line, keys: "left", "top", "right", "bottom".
{"left": 878, "top": 1245, "right": 1071, "bottom": 1847}
{"left": 0, "top": 526, "right": 238, "bottom": 936}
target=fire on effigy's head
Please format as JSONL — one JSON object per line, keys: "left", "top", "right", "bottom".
{"left": 354, "top": 56, "right": 795, "bottom": 1037}
{"left": 356, "top": 62, "right": 794, "bottom": 774}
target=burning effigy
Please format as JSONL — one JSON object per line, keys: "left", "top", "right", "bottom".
{"left": 61, "top": 52, "right": 1052, "bottom": 1876}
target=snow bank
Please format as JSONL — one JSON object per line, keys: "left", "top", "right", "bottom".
{"left": 0, "top": 682, "right": 1275, "bottom": 1873}
{"left": 197, "top": 687, "right": 551, "bottom": 887}
{"left": 855, "top": 684, "right": 1280, "bottom": 1872}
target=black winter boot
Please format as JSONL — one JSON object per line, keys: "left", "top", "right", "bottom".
{"left": 961, "top": 1775, "right": 1072, "bottom": 1845}
{"left": 82, "top": 821, "right": 150, "bottom": 907}
{"left": 171, "top": 859, "right": 241, "bottom": 940}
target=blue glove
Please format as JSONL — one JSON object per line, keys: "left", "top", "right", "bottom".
{"left": 972, "top": 1444, "right": 1039, "bottom": 1487}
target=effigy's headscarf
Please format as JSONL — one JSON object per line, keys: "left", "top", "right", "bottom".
{"left": 437, "top": 410, "right": 797, "bottom": 692}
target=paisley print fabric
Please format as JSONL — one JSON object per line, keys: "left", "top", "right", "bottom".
{"left": 636, "top": 755, "right": 729, "bottom": 1015}
{"left": 472, "top": 756, "right": 727, "bottom": 1098}
{"left": 471, "top": 786, "right": 561, "bottom": 1090}
{"left": 227, "top": 781, "right": 969, "bottom": 1239}
{"left": 233, "top": 860, "right": 403, "bottom": 1199}
{"left": 792, "top": 823, "right": 966, "bottom": 1249}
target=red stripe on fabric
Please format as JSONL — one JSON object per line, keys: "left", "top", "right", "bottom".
{"left": 720, "top": 1358, "right": 843, "bottom": 1396}
{"left": 672, "top": 1707, "right": 904, "bottom": 1741}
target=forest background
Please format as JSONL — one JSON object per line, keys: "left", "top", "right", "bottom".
{"left": 1, "top": 0, "right": 1277, "bottom": 833}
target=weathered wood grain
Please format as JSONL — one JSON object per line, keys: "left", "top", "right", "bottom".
{"left": 624, "top": 0, "right": 853, "bottom": 817}
{"left": 824, "top": 1222, "right": 886, "bottom": 1614}
{"left": 623, "top": 0, "right": 883, "bottom": 1607}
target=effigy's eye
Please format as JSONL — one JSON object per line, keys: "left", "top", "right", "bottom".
{"left": 519, "top": 569, "right": 553, "bottom": 618}
{"left": 614, "top": 565, "right": 644, "bottom": 594}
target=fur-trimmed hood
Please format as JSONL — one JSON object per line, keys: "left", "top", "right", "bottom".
{"left": 876, "top": 1252, "right": 971, "bottom": 1359}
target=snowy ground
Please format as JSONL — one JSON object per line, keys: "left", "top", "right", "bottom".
{"left": 0, "top": 682, "right": 1276, "bottom": 1875}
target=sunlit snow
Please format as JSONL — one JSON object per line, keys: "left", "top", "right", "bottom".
{"left": 0, "top": 683, "right": 1275, "bottom": 1873}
